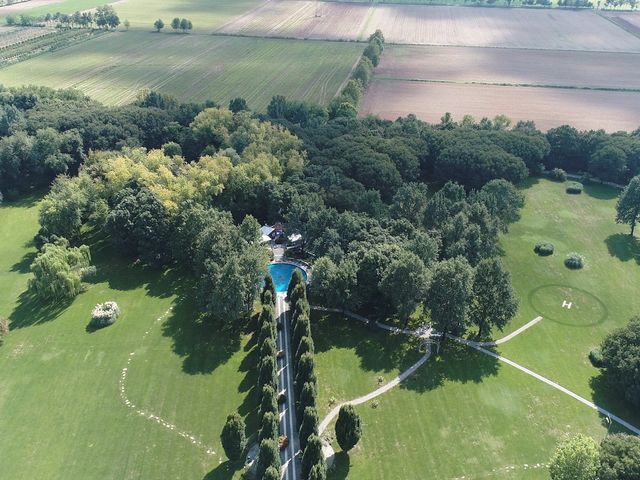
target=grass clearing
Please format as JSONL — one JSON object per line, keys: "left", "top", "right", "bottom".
{"left": 0, "top": 197, "right": 256, "bottom": 479}
{"left": 498, "top": 178, "right": 640, "bottom": 425}
{"left": 0, "top": 31, "right": 362, "bottom": 108}
{"left": 313, "top": 311, "right": 608, "bottom": 480}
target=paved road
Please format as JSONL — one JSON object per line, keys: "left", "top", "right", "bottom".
{"left": 276, "top": 293, "right": 299, "bottom": 480}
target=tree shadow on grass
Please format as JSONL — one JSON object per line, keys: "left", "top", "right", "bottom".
{"left": 328, "top": 451, "right": 351, "bottom": 480}
{"left": 10, "top": 248, "right": 36, "bottom": 274}
{"left": 605, "top": 233, "right": 640, "bottom": 265}
{"left": 313, "top": 313, "right": 421, "bottom": 375}
{"left": 161, "top": 291, "right": 242, "bottom": 375}
{"left": 583, "top": 182, "right": 621, "bottom": 201}
{"left": 8, "top": 289, "right": 72, "bottom": 329}
{"left": 400, "top": 341, "right": 500, "bottom": 394}
{"left": 589, "top": 373, "right": 640, "bottom": 433}
{"left": 202, "top": 461, "right": 240, "bottom": 480}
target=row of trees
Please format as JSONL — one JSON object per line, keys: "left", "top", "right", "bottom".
{"left": 287, "top": 272, "right": 328, "bottom": 480}
{"left": 549, "top": 433, "right": 640, "bottom": 480}
{"left": 153, "top": 18, "right": 193, "bottom": 33}
{"left": 8, "top": 5, "right": 123, "bottom": 29}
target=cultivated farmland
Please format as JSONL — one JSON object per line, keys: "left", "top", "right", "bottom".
{"left": 361, "top": 80, "right": 640, "bottom": 131}
{"left": 0, "top": 31, "right": 363, "bottom": 108}
{"left": 216, "top": 0, "right": 372, "bottom": 40}
{"left": 218, "top": 1, "right": 640, "bottom": 51}
{"left": 375, "top": 45, "right": 640, "bottom": 90}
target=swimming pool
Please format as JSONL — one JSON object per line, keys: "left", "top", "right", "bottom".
{"left": 268, "top": 262, "right": 308, "bottom": 293}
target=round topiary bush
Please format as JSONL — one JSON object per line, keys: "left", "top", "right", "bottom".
{"left": 566, "top": 182, "right": 583, "bottom": 194}
{"left": 91, "top": 301, "right": 121, "bottom": 328}
{"left": 551, "top": 168, "right": 567, "bottom": 182}
{"left": 589, "top": 348, "right": 604, "bottom": 368}
{"left": 564, "top": 252, "right": 585, "bottom": 270}
{"left": 534, "top": 242, "right": 555, "bottom": 256}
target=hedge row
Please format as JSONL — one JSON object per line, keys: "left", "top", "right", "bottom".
{"left": 256, "top": 276, "right": 281, "bottom": 480}
{"left": 288, "top": 270, "right": 327, "bottom": 480}
{"left": 328, "top": 30, "right": 385, "bottom": 119}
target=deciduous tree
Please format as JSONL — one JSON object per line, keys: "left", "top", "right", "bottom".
{"left": 616, "top": 176, "right": 640, "bottom": 236}
{"left": 549, "top": 434, "right": 599, "bottom": 480}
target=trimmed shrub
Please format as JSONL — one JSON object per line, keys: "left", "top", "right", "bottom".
{"left": 220, "top": 412, "right": 246, "bottom": 463}
{"left": 534, "top": 242, "right": 555, "bottom": 256}
{"left": 589, "top": 348, "right": 604, "bottom": 368}
{"left": 551, "top": 168, "right": 567, "bottom": 182}
{"left": 564, "top": 252, "right": 585, "bottom": 269}
{"left": 90, "top": 301, "right": 120, "bottom": 328}
{"left": 566, "top": 181, "right": 583, "bottom": 194}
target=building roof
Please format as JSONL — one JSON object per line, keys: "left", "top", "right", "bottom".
{"left": 260, "top": 225, "right": 274, "bottom": 236}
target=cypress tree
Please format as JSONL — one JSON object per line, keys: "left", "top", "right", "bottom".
{"left": 256, "top": 439, "right": 280, "bottom": 480}
{"left": 287, "top": 268, "right": 304, "bottom": 300}
{"left": 259, "top": 411, "right": 279, "bottom": 443}
{"left": 263, "top": 466, "right": 280, "bottom": 480}
{"left": 299, "top": 406, "right": 319, "bottom": 450}
{"left": 295, "top": 336, "right": 314, "bottom": 367}
{"left": 260, "top": 336, "right": 277, "bottom": 360}
{"left": 290, "top": 282, "right": 307, "bottom": 307}
{"left": 335, "top": 404, "right": 362, "bottom": 452}
{"left": 292, "top": 313, "right": 311, "bottom": 354}
{"left": 262, "top": 274, "right": 275, "bottom": 302}
{"left": 301, "top": 435, "right": 324, "bottom": 479}
{"left": 220, "top": 412, "right": 246, "bottom": 464}
{"left": 297, "top": 381, "right": 317, "bottom": 423}
{"left": 309, "top": 462, "right": 327, "bottom": 480}
{"left": 258, "top": 355, "right": 277, "bottom": 392}
{"left": 259, "top": 384, "right": 278, "bottom": 419}
{"left": 257, "top": 320, "right": 276, "bottom": 349}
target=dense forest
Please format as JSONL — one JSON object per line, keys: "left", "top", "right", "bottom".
{"left": 1, "top": 84, "right": 639, "bottom": 335}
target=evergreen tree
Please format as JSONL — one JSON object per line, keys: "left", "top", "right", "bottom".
{"left": 335, "top": 404, "right": 362, "bottom": 452}
{"left": 299, "top": 406, "right": 319, "bottom": 450}
{"left": 220, "top": 412, "right": 246, "bottom": 463}
{"left": 256, "top": 439, "right": 281, "bottom": 480}
{"left": 259, "top": 411, "right": 279, "bottom": 443}
{"left": 287, "top": 268, "right": 305, "bottom": 300}
{"left": 297, "top": 381, "right": 317, "bottom": 423}
{"left": 258, "top": 355, "right": 277, "bottom": 393}
{"left": 259, "top": 384, "right": 278, "bottom": 419}
{"left": 301, "top": 435, "right": 325, "bottom": 479}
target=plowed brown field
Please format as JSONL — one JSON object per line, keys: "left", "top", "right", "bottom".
{"left": 361, "top": 80, "right": 640, "bottom": 132}
{"left": 376, "top": 45, "right": 640, "bottom": 90}
{"left": 217, "top": 1, "right": 640, "bottom": 52}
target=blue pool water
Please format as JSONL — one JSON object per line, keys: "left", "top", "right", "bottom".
{"left": 268, "top": 262, "right": 307, "bottom": 293}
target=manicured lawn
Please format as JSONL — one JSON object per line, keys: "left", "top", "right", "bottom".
{"left": 498, "top": 178, "right": 640, "bottom": 424}
{"left": 314, "top": 313, "right": 608, "bottom": 480}
{"left": 0, "top": 198, "right": 256, "bottom": 479}
{"left": 312, "top": 312, "right": 423, "bottom": 418}
{"left": 0, "top": 31, "right": 362, "bottom": 108}
{"left": 314, "top": 178, "right": 639, "bottom": 479}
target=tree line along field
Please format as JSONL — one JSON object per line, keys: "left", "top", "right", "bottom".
{"left": 0, "top": 197, "right": 255, "bottom": 480}
{"left": 217, "top": 1, "right": 640, "bottom": 51}
{"left": 0, "top": 0, "right": 262, "bottom": 31}
{"left": 0, "top": 31, "right": 363, "bottom": 108}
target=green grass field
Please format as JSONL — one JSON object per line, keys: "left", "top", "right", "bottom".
{"left": 0, "top": 197, "right": 256, "bottom": 480}
{"left": 498, "top": 178, "right": 640, "bottom": 424}
{"left": 0, "top": 31, "right": 361, "bottom": 108}
{"left": 313, "top": 178, "right": 639, "bottom": 480}
{"left": 0, "top": 0, "right": 261, "bottom": 31}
